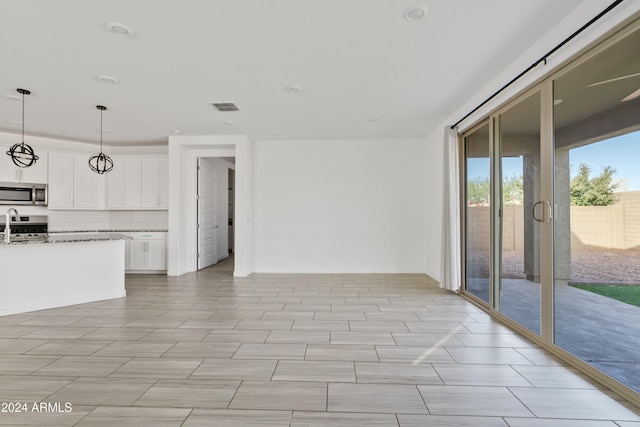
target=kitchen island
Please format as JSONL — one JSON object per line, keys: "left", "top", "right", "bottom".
{"left": 0, "top": 234, "right": 128, "bottom": 316}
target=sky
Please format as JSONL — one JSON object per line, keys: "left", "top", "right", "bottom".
{"left": 467, "top": 130, "right": 640, "bottom": 192}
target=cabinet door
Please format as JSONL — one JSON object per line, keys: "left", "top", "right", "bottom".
{"left": 141, "top": 159, "right": 159, "bottom": 208}
{"left": 73, "top": 156, "right": 100, "bottom": 208}
{"left": 129, "top": 240, "right": 147, "bottom": 270}
{"left": 123, "top": 159, "right": 142, "bottom": 208}
{"left": 0, "top": 146, "right": 47, "bottom": 183}
{"left": 106, "top": 159, "right": 126, "bottom": 208}
{"left": 158, "top": 158, "right": 169, "bottom": 208}
{"left": 48, "top": 153, "right": 74, "bottom": 208}
{"left": 19, "top": 151, "right": 48, "bottom": 183}
{"left": 147, "top": 239, "right": 166, "bottom": 270}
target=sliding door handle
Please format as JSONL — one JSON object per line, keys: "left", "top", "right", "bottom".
{"left": 532, "top": 201, "right": 544, "bottom": 222}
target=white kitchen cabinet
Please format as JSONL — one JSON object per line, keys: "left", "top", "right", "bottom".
{"left": 48, "top": 152, "right": 103, "bottom": 209}
{"left": 106, "top": 158, "right": 142, "bottom": 208}
{"left": 127, "top": 232, "right": 166, "bottom": 272}
{"left": 141, "top": 158, "right": 169, "bottom": 208}
{"left": 0, "top": 144, "right": 48, "bottom": 184}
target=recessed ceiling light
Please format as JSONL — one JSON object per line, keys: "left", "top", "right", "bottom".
{"left": 4, "top": 94, "right": 22, "bottom": 101}
{"left": 284, "top": 85, "right": 303, "bottom": 94}
{"left": 368, "top": 117, "right": 379, "bottom": 122}
{"left": 223, "top": 121, "right": 234, "bottom": 126}
{"left": 97, "top": 75, "right": 119, "bottom": 84}
{"left": 403, "top": 5, "right": 428, "bottom": 21}
{"left": 106, "top": 21, "right": 134, "bottom": 37}
{"left": 8, "top": 120, "right": 22, "bottom": 125}
{"left": 554, "top": 99, "right": 563, "bottom": 105}
{"left": 97, "top": 128, "right": 111, "bottom": 133}
{"left": 171, "top": 129, "right": 181, "bottom": 134}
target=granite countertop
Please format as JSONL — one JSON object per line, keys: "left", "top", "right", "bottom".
{"left": 1, "top": 233, "right": 131, "bottom": 246}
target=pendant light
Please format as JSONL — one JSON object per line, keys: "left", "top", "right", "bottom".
{"left": 88, "top": 105, "right": 114, "bottom": 174}
{"left": 6, "top": 88, "right": 39, "bottom": 168}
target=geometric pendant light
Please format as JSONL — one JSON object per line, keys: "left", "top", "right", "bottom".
{"left": 6, "top": 88, "right": 39, "bottom": 168}
{"left": 88, "top": 105, "right": 114, "bottom": 174}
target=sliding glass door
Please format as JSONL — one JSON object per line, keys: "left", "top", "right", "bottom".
{"left": 496, "top": 91, "right": 543, "bottom": 335}
{"left": 553, "top": 26, "right": 640, "bottom": 393}
{"left": 461, "top": 20, "right": 640, "bottom": 398}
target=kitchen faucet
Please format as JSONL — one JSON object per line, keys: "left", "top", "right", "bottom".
{"left": 4, "top": 208, "right": 18, "bottom": 244}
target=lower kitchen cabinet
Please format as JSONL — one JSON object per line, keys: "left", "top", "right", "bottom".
{"left": 126, "top": 232, "right": 166, "bottom": 273}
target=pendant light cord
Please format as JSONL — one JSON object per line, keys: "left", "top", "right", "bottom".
{"left": 21, "top": 90, "right": 25, "bottom": 144}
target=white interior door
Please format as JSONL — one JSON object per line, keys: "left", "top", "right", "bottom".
{"left": 197, "top": 158, "right": 218, "bottom": 269}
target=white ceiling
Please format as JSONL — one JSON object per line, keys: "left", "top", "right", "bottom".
{"left": 0, "top": 0, "right": 585, "bottom": 146}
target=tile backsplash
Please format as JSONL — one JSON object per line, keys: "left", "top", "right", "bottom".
{"left": 8, "top": 206, "right": 168, "bottom": 232}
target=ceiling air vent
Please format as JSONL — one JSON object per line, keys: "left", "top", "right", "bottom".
{"left": 210, "top": 102, "right": 239, "bottom": 112}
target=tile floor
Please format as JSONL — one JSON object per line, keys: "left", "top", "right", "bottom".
{"left": 0, "top": 260, "right": 639, "bottom": 426}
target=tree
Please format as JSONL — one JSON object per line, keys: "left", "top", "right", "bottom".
{"left": 467, "top": 174, "right": 523, "bottom": 206}
{"left": 570, "top": 163, "right": 618, "bottom": 206}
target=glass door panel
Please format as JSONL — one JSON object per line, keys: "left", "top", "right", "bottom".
{"left": 553, "top": 27, "right": 640, "bottom": 393}
{"left": 497, "top": 92, "right": 542, "bottom": 334}
{"left": 465, "top": 123, "right": 491, "bottom": 304}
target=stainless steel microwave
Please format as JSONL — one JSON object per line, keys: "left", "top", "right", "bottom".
{"left": 0, "top": 182, "right": 47, "bottom": 206}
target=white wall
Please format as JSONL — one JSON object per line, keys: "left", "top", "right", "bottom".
{"left": 252, "top": 138, "right": 427, "bottom": 273}
{"left": 423, "top": 1, "right": 640, "bottom": 282}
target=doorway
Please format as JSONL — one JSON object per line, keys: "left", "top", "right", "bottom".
{"left": 196, "top": 157, "right": 236, "bottom": 270}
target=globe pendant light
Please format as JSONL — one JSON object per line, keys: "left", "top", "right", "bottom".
{"left": 6, "top": 88, "right": 39, "bottom": 168}
{"left": 88, "top": 105, "right": 114, "bottom": 174}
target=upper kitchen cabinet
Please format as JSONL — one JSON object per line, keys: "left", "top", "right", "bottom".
{"left": 48, "top": 152, "right": 103, "bottom": 209}
{"left": 106, "top": 158, "right": 142, "bottom": 209}
{"left": 141, "top": 158, "right": 169, "bottom": 209}
{"left": 0, "top": 144, "right": 48, "bottom": 184}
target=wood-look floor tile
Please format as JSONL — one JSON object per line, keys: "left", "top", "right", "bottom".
{"left": 349, "top": 321, "right": 409, "bottom": 332}
{"left": 0, "top": 354, "right": 59, "bottom": 375}
{"left": 330, "top": 332, "right": 396, "bottom": 345}
{"left": 110, "top": 358, "right": 202, "bottom": 379}
{"left": 21, "top": 327, "right": 97, "bottom": 340}
{"left": 305, "top": 344, "right": 379, "bottom": 361}
{"left": 202, "top": 330, "right": 269, "bottom": 343}
{"left": 0, "top": 325, "right": 43, "bottom": 338}
{"left": 328, "top": 383, "right": 428, "bottom": 414}
{"left": 355, "top": 362, "right": 442, "bottom": 384}
{"left": 190, "top": 358, "right": 277, "bottom": 380}
{"left": 182, "top": 409, "right": 292, "bottom": 427}
{"left": 292, "top": 320, "right": 349, "bottom": 331}
{"left": 313, "top": 311, "right": 367, "bottom": 321}
{"left": 454, "top": 333, "right": 534, "bottom": 348}
{"left": 417, "top": 385, "right": 533, "bottom": 417}
{"left": 234, "top": 319, "right": 294, "bottom": 331}
{"left": 446, "top": 347, "right": 534, "bottom": 365}
{"left": 397, "top": 414, "right": 508, "bottom": 426}
{"left": 391, "top": 332, "right": 464, "bottom": 347}
{"left": 140, "top": 328, "right": 210, "bottom": 342}
{"left": 509, "top": 387, "right": 640, "bottom": 420}
{"left": 229, "top": 381, "right": 327, "bottom": 411}
{"left": 502, "top": 419, "right": 617, "bottom": 427}
{"left": 25, "top": 339, "right": 112, "bottom": 356}
{"left": 162, "top": 342, "right": 240, "bottom": 359}
{"left": 375, "top": 346, "right": 455, "bottom": 364}
{"left": 82, "top": 327, "right": 154, "bottom": 341}
{"left": 233, "top": 343, "right": 307, "bottom": 360}
{"left": 75, "top": 406, "right": 190, "bottom": 427}
{"left": 177, "top": 318, "right": 239, "bottom": 329}
{"left": 0, "top": 375, "right": 75, "bottom": 401}
{"left": 266, "top": 330, "right": 330, "bottom": 344}
{"left": 45, "top": 377, "right": 155, "bottom": 406}
{"left": 134, "top": 379, "right": 240, "bottom": 408}
{"left": 433, "top": 364, "right": 532, "bottom": 387}
{"left": 0, "top": 405, "right": 93, "bottom": 426}
{"left": 273, "top": 360, "right": 356, "bottom": 382}
{"left": 0, "top": 338, "right": 50, "bottom": 355}
{"left": 291, "top": 411, "right": 399, "bottom": 426}
{"left": 95, "top": 341, "right": 174, "bottom": 357}
{"left": 32, "top": 355, "right": 130, "bottom": 377}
